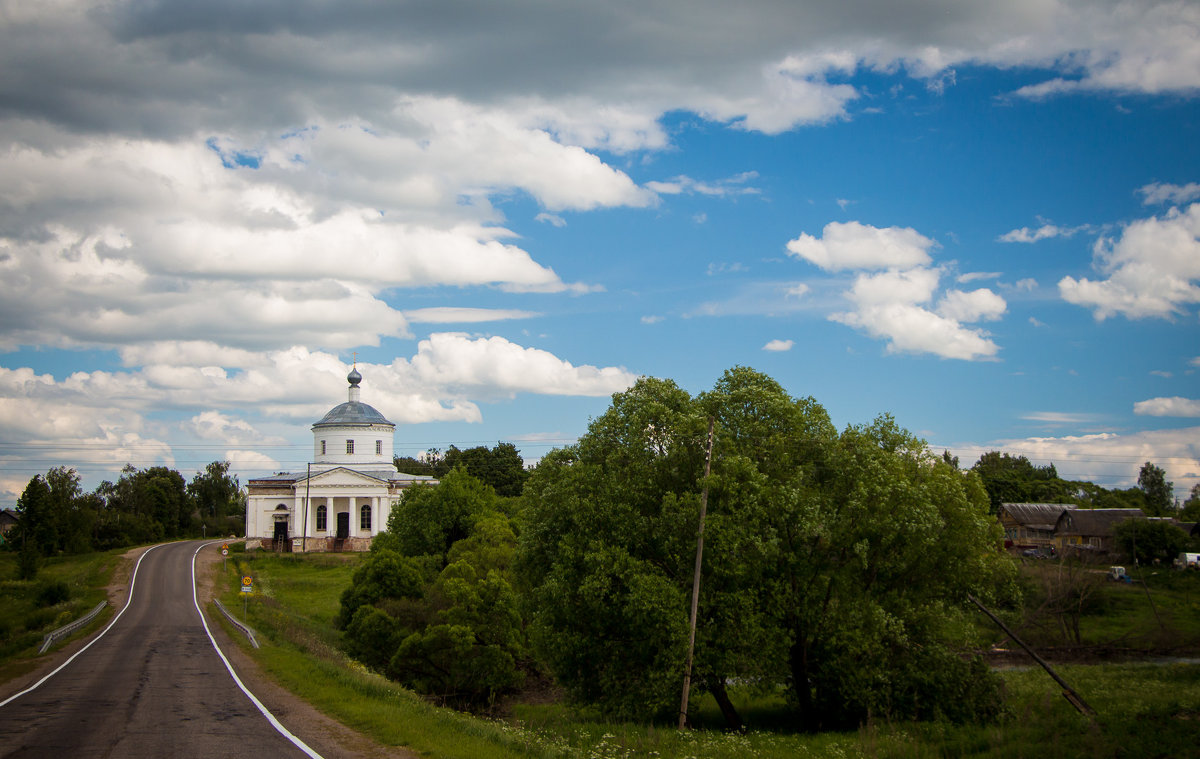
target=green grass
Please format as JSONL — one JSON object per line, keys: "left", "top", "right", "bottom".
{"left": 0, "top": 547, "right": 125, "bottom": 681}
{"left": 216, "top": 552, "right": 1200, "bottom": 758}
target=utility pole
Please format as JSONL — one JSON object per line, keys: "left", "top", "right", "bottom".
{"left": 302, "top": 462, "right": 311, "bottom": 552}
{"left": 678, "top": 417, "right": 715, "bottom": 730}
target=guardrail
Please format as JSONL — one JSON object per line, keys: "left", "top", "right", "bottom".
{"left": 39, "top": 601, "right": 108, "bottom": 654}
{"left": 213, "top": 599, "right": 260, "bottom": 648}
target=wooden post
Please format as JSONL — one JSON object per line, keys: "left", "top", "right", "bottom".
{"left": 679, "top": 418, "right": 716, "bottom": 730}
{"left": 967, "top": 593, "right": 1096, "bottom": 719}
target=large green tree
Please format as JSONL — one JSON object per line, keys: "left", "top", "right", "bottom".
{"left": 519, "top": 368, "right": 1009, "bottom": 729}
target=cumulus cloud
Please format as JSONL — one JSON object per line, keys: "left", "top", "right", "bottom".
{"left": 0, "top": 337, "right": 638, "bottom": 501}
{"left": 786, "top": 221, "right": 936, "bottom": 271}
{"left": 1059, "top": 203, "right": 1200, "bottom": 320}
{"left": 763, "top": 339, "right": 794, "bottom": 352}
{"left": 790, "top": 221, "right": 1006, "bottom": 360}
{"left": 1134, "top": 396, "right": 1200, "bottom": 417}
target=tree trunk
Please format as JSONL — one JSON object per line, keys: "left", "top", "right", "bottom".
{"left": 708, "top": 677, "right": 743, "bottom": 731}
{"left": 788, "top": 639, "right": 816, "bottom": 729}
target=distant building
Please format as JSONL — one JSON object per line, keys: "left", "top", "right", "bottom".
{"left": 1054, "top": 508, "right": 1146, "bottom": 554}
{"left": 244, "top": 366, "right": 436, "bottom": 552}
{"left": 0, "top": 508, "right": 18, "bottom": 542}
{"left": 998, "top": 503, "right": 1074, "bottom": 551}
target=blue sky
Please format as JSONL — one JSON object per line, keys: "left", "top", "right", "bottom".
{"left": 1, "top": 1, "right": 1198, "bottom": 505}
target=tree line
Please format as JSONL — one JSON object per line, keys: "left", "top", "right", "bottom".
{"left": 5, "top": 461, "right": 244, "bottom": 580}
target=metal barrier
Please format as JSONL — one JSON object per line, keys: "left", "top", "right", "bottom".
{"left": 39, "top": 601, "right": 108, "bottom": 654}
{"left": 213, "top": 598, "right": 260, "bottom": 648}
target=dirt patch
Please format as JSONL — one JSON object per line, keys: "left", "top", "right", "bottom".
{"left": 194, "top": 542, "right": 417, "bottom": 759}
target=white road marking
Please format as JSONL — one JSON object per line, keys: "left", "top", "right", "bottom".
{"left": 0, "top": 543, "right": 164, "bottom": 709}
{"left": 191, "top": 542, "right": 325, "bottom": 759}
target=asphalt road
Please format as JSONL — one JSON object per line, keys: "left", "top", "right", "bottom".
{"left": 0, "top": 541, "right": 320, "bottom": 758}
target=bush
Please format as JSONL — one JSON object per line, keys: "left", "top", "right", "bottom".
{"left": 36, "top": 580, "right": 70, "bottom": 607}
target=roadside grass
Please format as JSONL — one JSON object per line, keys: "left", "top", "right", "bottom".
{"left": 0, "top": 548, "right": 123, "bottom": 683}
{"left": 218, "top": 551, "right": 1200, "bottom": 758}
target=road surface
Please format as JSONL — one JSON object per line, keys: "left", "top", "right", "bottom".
{"left": 0, "top": 541, "right": 320, "bottom": 758}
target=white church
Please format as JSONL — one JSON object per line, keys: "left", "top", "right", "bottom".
{"left": 244, "top": 365, "right": 437, "bottom": 552}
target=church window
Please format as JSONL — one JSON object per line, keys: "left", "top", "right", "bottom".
{"left": 376, "top": 440, "right": 382, "bottom": 455}
{"left": 316, "top": 504, "right": 327, "bottom": 531}
{"left": 360, "top": 504, "right": 372, "bottom": 531}
{"left": 346, "top": 439, "right": 355, "bottom": 455}
{"left": 321, "top": 440, "right": 326, "bottom": 455}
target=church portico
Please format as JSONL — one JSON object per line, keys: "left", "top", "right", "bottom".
{"left": 245, "top": 366, "right": 436, "bottom": 552}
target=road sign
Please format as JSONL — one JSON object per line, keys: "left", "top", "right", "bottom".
{"left": 241, "top": 576, "right": 253, "bottom": 594}
{"left": 221, "top": 546, "right": 229, "bottom": 556}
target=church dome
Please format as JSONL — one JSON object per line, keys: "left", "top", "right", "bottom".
{"left": 313, "top": 365, "right": 395, "bottom": 429}
{"left": 313, "top": 400, "right": 393, "bottom": 428}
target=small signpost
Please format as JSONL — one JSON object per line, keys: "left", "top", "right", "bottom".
{"left": 241, "top": 575, "right": 253, "bottom": 616}
{"left": 221, "top": 543, "right": 229, "bottom": 570}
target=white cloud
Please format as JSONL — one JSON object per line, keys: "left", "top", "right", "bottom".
{"left": 786, "top": 221, "right": 936, "bottom": 271}
{"left": 641, "top": 315, "right": 665, "bottom": 324}
{"left": 981, "top": 426, "right": 1200, "bottom": 498}
{"left": 789, "top": 222, "right": 1006, "bottom": 360}
{"left": 404, "top": 308, "right": 540, "bottom": 324}
{"left": 957, "top": 271, "right": 1001, "bottom": 284}
{"left": 535, "top": 212, "right": 567, "bottom": 227}
{"left": 645, "top": 172, "right": 760, "bottom": 197}
{"left": 938, "top": 288, "right": 1007, "bottom": 322}
{"left": 189, "top": 411, "right": 285, "bottom": 446}
{"left": 998, "top": 223, "right": 1089, "bottom": 243}
{"left": 1059, "top": 203, "right": 1200, "bottom": 320}
{"left": 1020, "top": 411, "right": 1101, "bottom": 424}
{"left": 225, "top": 450, "right": 282, "bottom": 473}
{"left": 0, "top": 336, "right": 639, "bottom": 501}
{"left": 1134, "top": 397, "right": 1200, "bottom": 417}
{"left": 1138, "top": 182, "right": 1200, "bottom": 206}
{"left": 763, "top": 339, "right": 794, "bottom": 352}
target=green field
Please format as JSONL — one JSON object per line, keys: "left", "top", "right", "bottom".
{"left": 214, "top": 551, "right": 1200, "bottom": 758}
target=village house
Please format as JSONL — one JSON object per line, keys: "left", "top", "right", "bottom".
{"left": 998, "top": 502, "right": 1074, "bottom": 552}
{"left": 244, "top": 366, "right": 436, "bottom": 552}
{"left": 1053, "top": 508, "right": 1146, "bottom": 555}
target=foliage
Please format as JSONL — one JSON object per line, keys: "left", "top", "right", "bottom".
{"left": 519, "top": 367, "right": 1010, "bottom": 729}
{"left": 385, "top": 468, "right": 503, "bottom": 562}
{"left": 1181, "top": 484, "right": 1200, "bottom": 522}
{"left": 1111, "top": 518, "right": 1189, "bottom": 564}
{"left": 1137, "top": 461, "right": 1174, "bottom": 516}
{"left": 339, "top": 471, "right": 529, "bottom": 708}
{"left": 395, "top": 442, "right": 529, "bottom": 497}
{"left": 970, "top": 451, "right": 1071, "bottom": 513}
{"left": 4, "top": 461, "right": 245, "bottom": 559}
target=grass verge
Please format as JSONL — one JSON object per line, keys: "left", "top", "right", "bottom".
{"left": 215, "top": 550, "right": 1200, "bottom": 758}
{"left": 0, "top": 547, "right": 126, "bottom": 683}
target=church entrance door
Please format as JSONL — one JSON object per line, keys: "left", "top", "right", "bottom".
{"left": 336, "top": 511, "right": 350, "bottom": 539}
{"left": 273, "top": 519, "right": 288, "bottom": 543}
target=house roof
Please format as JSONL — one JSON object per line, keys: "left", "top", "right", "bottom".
{"left": 999, "top": 503, "right": 1074, "bottom": 530}
{"left": 1055, "top": 508, "right": 1145, "bottom": 537}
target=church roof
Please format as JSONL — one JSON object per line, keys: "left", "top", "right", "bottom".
{"left": 312, "top": 366, "right": 395, "bottom": 428}
{"left": 313, "top": 400, "right": 394, "bottom": 428}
